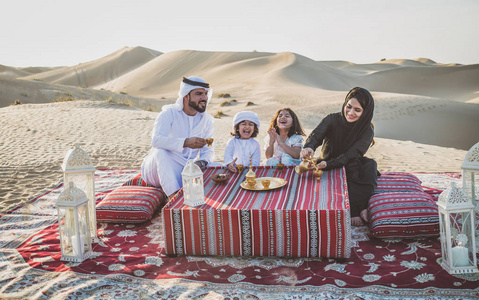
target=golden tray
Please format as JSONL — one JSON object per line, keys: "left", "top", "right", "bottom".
{"left": 240, "top": 177, "right": 287, "bottom": 191}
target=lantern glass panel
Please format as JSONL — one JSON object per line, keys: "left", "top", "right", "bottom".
{"left": 58, "top": 207, "right": 78, "bottom": 256}
{"left": 193, "top": 177, "right": 204, "bottom": 194}
{"left": 64, "top": 173, "right": 97, "bottom": 241}
{"left": 58, "top": 208, "right": 72, "bottom": 255}
{"left": 463, "top": 171, "right": 479, "bottom": 253}
{"left": 183, "top": 179, "right": 192, "bottom": 203}
{"left": 77, "top": 203, "right": 92, "bottom": 253}
{"left": 463, "top": 171, "right": 478, "bottom": 202}
{"left": 439, "top": 212, "right": 450, "bottom": 262}
{"left": 448, "top": 211, "right": 475, "bottom": 267}
{"left": 65, "top": 174, "right": 88, "bottom": 193}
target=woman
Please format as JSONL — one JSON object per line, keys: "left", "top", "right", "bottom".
{"left": 300, "top": 87, "right": 378, "bottom": 226}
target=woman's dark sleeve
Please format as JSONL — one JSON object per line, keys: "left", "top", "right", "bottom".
{"left": 324, "top": 126, "right": 374, "bottom": 170}
{"left": 303, "top": 115, "right": 333, "bottom": 151}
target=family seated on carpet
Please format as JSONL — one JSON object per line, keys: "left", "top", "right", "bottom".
{"left": 141, "top": 76, "right": 377, "bottom": 227}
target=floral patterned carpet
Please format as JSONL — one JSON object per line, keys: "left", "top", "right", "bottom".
{"left": 0, "top": 170, "right": 478, "bottom": 299}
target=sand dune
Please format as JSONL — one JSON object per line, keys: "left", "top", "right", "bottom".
{"left": 0, "top": 47, "right": 477, "bottom": 213}
{"left": 20, "top": 46, "right": 161, "bottom": 88}
{"left": 361, "top": 64, "right": 479, "bottom": 101}
{"left": 0, "top": 77, "right": 163, "bottom": 110}
{"left": 0, "top": 64, "right": 32, "bottom": 79}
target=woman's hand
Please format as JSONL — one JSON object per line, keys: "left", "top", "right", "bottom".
{"left": 316, "top": 160, "right": 327, "bottom": 169}
{"left": 300, "top": 148, "right": 314, "bottom": 159}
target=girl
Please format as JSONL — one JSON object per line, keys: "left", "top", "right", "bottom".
{"left": 264, "top": 108, "right": 306, "bottom": 166}
{"left": 300, "top": 87, "right": 378, "bottom": 227}
{"left": 224, "top": 111, "right": 261, "bottom": 172}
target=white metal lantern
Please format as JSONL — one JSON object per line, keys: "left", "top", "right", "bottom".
{"left": 181, "top": 160, "right": 205, "bottom": 207}
{"left": 437, "top": 182, "right": 478, "bottom": 274}
{"left": 61, "top": 144, "right": 97, "bottom": 242}
{"left": 461, "top": 142, "right": 479, "bottom": 252}
{"left": 57, "top": 182, "right": 93, "bottom": 262}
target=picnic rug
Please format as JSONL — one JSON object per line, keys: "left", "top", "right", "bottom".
{"left": 1, "top": 170, "right": 478, "bottom": 299}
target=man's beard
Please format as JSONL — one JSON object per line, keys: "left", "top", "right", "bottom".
{"left": 188, "top": 99, "right": 207, "bottom": 113}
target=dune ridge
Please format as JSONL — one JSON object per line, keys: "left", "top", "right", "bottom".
{"left": 20, "top": 46, "right": 162, "bottom": 88}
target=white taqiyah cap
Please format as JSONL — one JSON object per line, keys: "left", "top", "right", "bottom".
{"left": 233, "top": 111, "right": 260, "bottom": 129}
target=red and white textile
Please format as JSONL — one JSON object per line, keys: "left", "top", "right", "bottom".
{"left": 163, "top": 166, "right": 351, "bottom": 258}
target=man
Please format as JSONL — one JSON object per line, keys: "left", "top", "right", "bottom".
{"left": 141, "top": 76, "right": 215, "bottom": 196}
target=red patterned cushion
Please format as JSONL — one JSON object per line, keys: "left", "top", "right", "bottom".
{"left": 96, "top": 186, "right": 167, "bottom": 223}
{"left": 122, "top": 173, "right": 155, "bottom": 187}
{"left": 375, "top": 172, "right": 423, "bottom": 193}
{"left": 368, "top": 191, "right": 439, "bottom": 238}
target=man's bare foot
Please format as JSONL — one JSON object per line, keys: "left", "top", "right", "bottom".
{"left": 360, "top": 209, "right": 369, "bottom": 224}
{"left": 351, "top": 216, "right": 364, "bottom": 227}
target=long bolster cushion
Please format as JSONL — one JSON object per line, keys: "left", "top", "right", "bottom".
{"left": 368, "top": 191, "right": 439, "bottom": 238}
{"left": 96, "top": 185, "right": 167, "bottom": 223}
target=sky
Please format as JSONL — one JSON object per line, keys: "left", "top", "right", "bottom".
{"left": 1, "top": 0, "right": 478, "bottom": 67}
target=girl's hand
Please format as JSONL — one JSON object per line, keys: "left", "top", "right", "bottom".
{"left": 267, "top": 128, "right": 277, "bottom": 145}
{"left": 300, "top": 148, "right": 314, "bottom": 159}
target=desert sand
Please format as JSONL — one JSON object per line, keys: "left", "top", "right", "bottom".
{"left": 1, "top": 46, "right": 478, "bottom": 213}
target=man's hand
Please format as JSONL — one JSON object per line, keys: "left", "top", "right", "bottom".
{"left": 184, "top": 137, "right": 207, "bottom": 149}
{"left": 194, "top": 160, "right": 207, "bottom": 169}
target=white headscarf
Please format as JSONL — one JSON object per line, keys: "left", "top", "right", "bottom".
{"left": 164, "top": 76, "right": 212, "bottom": 111}
{"left": 233, "top": 111, "right": 260, "bottom": 130}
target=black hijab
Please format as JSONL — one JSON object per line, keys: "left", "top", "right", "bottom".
{"left": 336, "top": 87, "right": 375, "bottom": 152}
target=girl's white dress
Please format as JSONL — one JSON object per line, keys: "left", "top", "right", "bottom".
{"left": 264, "top": 134, "right": 304, "bottom": 166}
{"left": 224, "top": 137, "right": 261, "bottom": 166}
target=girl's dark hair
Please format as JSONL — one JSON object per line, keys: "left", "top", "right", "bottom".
{"left": 268, "top": 108, "right": 305, "bottom": 137}
{"left": 230, "top": 121, "right": 259, "bottom": 138}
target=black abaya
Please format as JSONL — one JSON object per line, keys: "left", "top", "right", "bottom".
{"left": 304, "top": 87, "right": 378, "bottom": 217}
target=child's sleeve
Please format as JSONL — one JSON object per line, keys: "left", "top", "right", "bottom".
{"left": 252, "top": 140, "right": 262, "bottom": 166}
{"left": 224, "top": 138, "right": 235, "bottom": 165}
